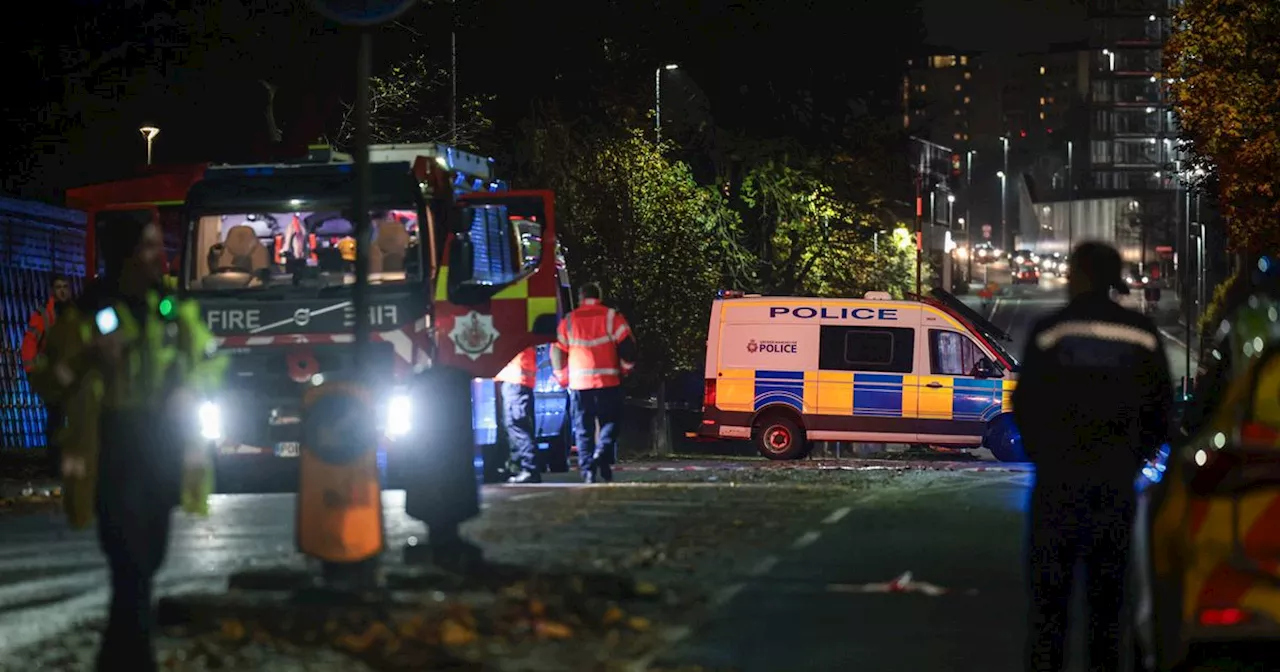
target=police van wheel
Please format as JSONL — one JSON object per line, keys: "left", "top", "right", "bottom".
{"left": 984, "top": 415, "right": 1026, "bottom": 463}
{"left": 756, "top": 416, "right": 806, "bottom": 461}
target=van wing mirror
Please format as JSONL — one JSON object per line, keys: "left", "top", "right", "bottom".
{"left": 446, "top": 234, "right": 479, "bottom": 305}
{"left": 973, "top": 357, "right": 1000, "bottom": 379}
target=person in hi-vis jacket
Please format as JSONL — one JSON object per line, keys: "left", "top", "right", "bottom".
{"left": 497, "top": 346, "right": 540, "bottom": 483}
{"left": 551, "top": 282, "right": 637, "bottom": 483}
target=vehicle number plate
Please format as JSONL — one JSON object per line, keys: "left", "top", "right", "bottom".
{"left": 275, "top": 442, "right": 301, "bottom": 458}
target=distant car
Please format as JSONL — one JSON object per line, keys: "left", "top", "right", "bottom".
{"left": 1012, "top": 249, "right": 1039, "bottom": 266}
{"left": 974, "top": 243, "right": 999, "bottom": 264}
{"left": 1012, "top": 264, "right": 1040, "bottom": 285}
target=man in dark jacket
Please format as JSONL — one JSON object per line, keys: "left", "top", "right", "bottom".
{"left": 1013, "top": 242, "right": 1173, "bottom": 672}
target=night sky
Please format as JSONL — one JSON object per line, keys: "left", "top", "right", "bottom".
{"left": 1, "top": 0, "right": 1087, "bottom": 204}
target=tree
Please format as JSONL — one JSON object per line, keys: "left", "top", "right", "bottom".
{"left": 328, "top": 52, "right": 495, "bottom": 152}
{"left": 1165, "top": 0, "right": 1280, "bottom": 252}
{"left": 721, "top": 138, "right": 917, "bottom": 298}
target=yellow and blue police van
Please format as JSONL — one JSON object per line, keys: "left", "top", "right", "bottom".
{"left": 696, "top": 288, "right": 1025, "bottom": 462}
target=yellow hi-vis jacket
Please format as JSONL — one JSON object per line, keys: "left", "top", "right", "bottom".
{"left": 27, "top": 288, "right": 227, "bottom": 528}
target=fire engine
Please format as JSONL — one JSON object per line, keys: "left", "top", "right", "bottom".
{"left": 66, "top": 144, "right": 570, "bottom": 488}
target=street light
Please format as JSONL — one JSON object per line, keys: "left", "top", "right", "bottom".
{"left": 1000, "top": 136, "right": 1010, "bottom": 250}
{"left": 943, "top": 193, "right": 956, "bottom": 291}
{"left": 139, "top": 125, "right": 160, "bottom": 166}
{"left": 1067, "top": 140, "right": 1074, "bottom": 250}
{"left": 655, "top": 63, "right": 679, "bottom": 144}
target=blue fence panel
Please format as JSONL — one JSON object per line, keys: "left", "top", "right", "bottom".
{"left": 0, "top": 197, "right": 87, "bottom": 449}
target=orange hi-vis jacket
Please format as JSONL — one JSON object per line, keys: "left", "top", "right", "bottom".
{"left": 495, "top": 347, "right": 538, "bottom": 388}
{"left": 552, "top": 299, "right": 637, "bottom": 390}
{"left": 20, "top": 298, "right": 57, "bottom": 374}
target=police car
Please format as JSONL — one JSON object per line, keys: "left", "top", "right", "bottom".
{"left": 696, "top": 289, "right": 1024, "bottom": 461}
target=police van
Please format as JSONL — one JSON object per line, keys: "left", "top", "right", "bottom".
{"left": 696, "top": 288, "right": 1026, "bottom": 462}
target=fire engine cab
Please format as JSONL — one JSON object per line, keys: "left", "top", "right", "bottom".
{"left": 67, "top": 143, "right": 568, "bottom": 489}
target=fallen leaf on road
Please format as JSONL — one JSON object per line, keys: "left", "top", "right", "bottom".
{"left": 535, "top": 620, "right": 573, "bottom": 639}
{"left": 627, "top": 616, "right": 651, "bottom": 632}
{"left": 219, "top": 620, "right": 245, "bottom": 642}
{"left": 602, "top": 606, "right": 624, "bottom": 625}
{"left": 633, "top": 581, "right": 659, "bottom": 596}
{"left": 529, "top": 599, "right": 546, "bottom": 617}
{"left": 440, "top": 618, "right": 477, "bottom": 647}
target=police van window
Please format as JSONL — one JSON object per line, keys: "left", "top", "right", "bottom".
{"left": 818, "top": 326, "right": 914, "bottom": 373}
{"left": 930, "top": 330, "right": 986, "bottom": 376}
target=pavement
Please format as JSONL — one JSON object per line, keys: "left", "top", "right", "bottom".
{"left": 0, "top": 269, "right": 1214, "bottom": 671}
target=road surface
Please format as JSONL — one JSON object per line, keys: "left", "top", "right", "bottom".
{"left": 0, "top": 274, "right": 1210, "bottom": 671}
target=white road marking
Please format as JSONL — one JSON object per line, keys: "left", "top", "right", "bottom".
{"left": 710, "top": 582, "right": 744, "bottom": 607}
{"left": 791, "top": 530, "right": 821, "bottom": 550}
{"left": 751, "top": 555, "right": 778, "bottom": 576}
{"left": 822, "top": 507, "right": 851, "bottom": 525}
{"left": 509, "top": 491, "right": 558, "bottom": 502}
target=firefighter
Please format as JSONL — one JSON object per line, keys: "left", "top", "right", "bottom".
{"left": 1012, "top": 242, "right": 1173, "bottom": 672}
{"left": 497, "top": 346, "right": 541, "bottom": 483}
{"left": 21, "top": 274, "right": 73, "bottom": 476}
{"left": 27, "top": 218, "right": 225, "bottom": 672}
{"left": 551, "top": 282, "right": 638, "bottom": 483}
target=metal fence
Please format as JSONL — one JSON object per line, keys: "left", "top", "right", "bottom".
{"left": 0, "top": 196, "right": 86, "bottom": 450}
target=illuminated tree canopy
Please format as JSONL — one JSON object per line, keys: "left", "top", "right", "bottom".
{"left": 1166, "top": 0, "right": 1280, "bottom": 252}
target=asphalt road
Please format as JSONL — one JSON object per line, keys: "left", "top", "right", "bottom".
{"left": 0, "top": 273, "right": 1203, "bottom": 671}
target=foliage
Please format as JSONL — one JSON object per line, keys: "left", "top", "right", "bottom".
{"left": 329, "top": 53, "right": 495, "bottom": 153}
{"left": 514, "top": 112, "right": 746, "bottom": 384}
{"left": 725, "top": 140, "right": 917, "bottom": 298}
{"left": 1165, "top": 0, "right": 1280, "bottom": 252}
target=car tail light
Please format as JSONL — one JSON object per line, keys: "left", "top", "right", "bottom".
{"left": 1199, "top": 607, "right": 1250, "bottom": 627}
{"left": 703, "top": 379, "right": 717, "bottom": 409}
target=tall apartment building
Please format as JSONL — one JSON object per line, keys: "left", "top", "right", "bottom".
{"left": 1084, "top": 0, "right": 1183, "bottom": 269}
{"left": 905, "top": 48, "right": 1087, "bottom": 249}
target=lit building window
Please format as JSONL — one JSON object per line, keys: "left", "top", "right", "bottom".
{"left": 954, "top": 109, "right": 961, "bottom": 116}
{"left": 963, "top": 96, "right": 971, "bottom": 104}
{"left": 954, "top": 84, "right": 962, "bottom": 91}
{"left": 1040, "top": 111, "right": 1046, "bottom": 120}
{"left": 1040, "top": 97, "right": 1046, "bottom": 105}
{"left": 964, "top": 72, "right": 972, "bottom": 80}
{"left": 954, "top": 132, "right": 963, "bottom": 140}
{"left": 960, "top": 56, "right": 969, "bottom": 66}
{"left": 1039, "top": 66, "right": 1046, "bottom": 75}
{"left": 919, "top": 84, "right": 927, "bottom": 92}
{"left": 931, "top": 55, "right": 957, "bottom": 68}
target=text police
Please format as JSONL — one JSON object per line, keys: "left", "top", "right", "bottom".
{"left": 769, "top": 306, "right": 899, "bottom": 320}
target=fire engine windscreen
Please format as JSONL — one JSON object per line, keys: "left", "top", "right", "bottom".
{"left": 189, "top": 210, "right": 422, "bottom": 290}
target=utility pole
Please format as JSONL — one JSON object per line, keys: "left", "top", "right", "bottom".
{"left": 449, "top": 0, "right": 458, "bottom": 146}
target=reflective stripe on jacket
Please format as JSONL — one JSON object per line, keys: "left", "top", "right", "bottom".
{"left": 495, "top": 347, "right": 538, "bottom": 388}
{"left": 20, "top": 299, "right": 57, "bottom": 373}
{"left": 552, "top": 299, "right": 635, "bottom": 390}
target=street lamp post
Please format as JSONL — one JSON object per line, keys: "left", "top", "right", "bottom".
{"left": 997, "top": 169, "right": 1007, "bottom": 253}
{"left": 965, "top": 150, "right": 974, "bottom": 283}
{"left": 1000, "top": 136, "right": 1010, "bottom": 250}
{"left": 654, "top": 63, "right": 679, "bottom": 144}
{"left": 943, "top": 194, "right": 956, "bottom": 291}
{"left": 139, "top": 126, "right": 160, "bottom": 166}
{"left": 1067, "top": 140, "right": 1074, "bottom": 250}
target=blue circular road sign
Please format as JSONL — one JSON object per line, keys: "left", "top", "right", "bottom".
{"left": 307, "top": 0, "right": 419, "bottom": 26}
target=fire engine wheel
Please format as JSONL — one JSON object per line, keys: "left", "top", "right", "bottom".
{"left": 755, "top": 414, "right": 807, "bottom": 461}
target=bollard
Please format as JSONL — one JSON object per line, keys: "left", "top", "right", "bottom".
{"left": 297, "top": 379, "right": 384, "bottom": 589}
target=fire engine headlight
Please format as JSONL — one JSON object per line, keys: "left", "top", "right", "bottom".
{"left": 386, "top": 394, "right": 412, "bottom": 439}
{"left": 198, "top": 401, "right": 223, "bottom": 441}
